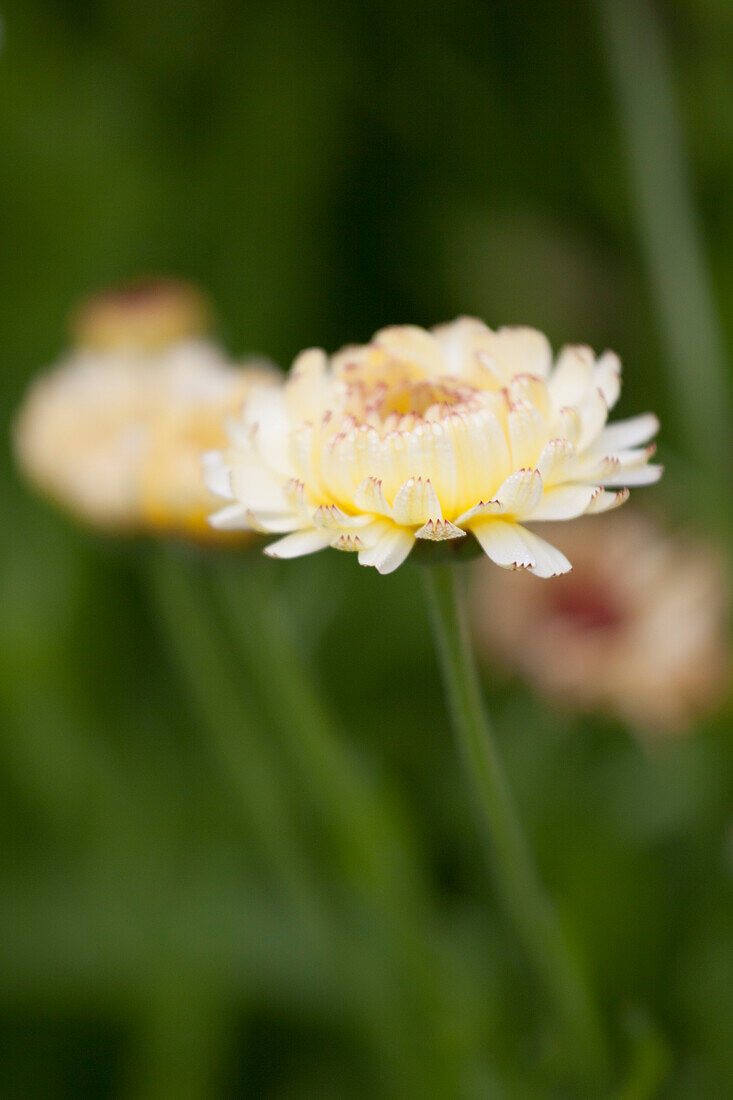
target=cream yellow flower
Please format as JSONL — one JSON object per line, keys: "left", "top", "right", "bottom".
{"left": 205, "top": 318, "right": 661, "bottom": 573}
{"left": 14, "top": 281, "right": 273, "bottom": 540}
{"left": 472, "top": 512, "right": 729, "bottom": 733}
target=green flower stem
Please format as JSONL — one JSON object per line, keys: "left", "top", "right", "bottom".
{"left": 423, "top": 564, "right": 608, "bottom": 1082}
{"left": 149, "top": 549, "right": 443, "bottom": 1094}
{"left": 214, "top": 560, "right": 419, "bottom": 908}
{"left": 214, "top": 559, "right": 473, "bottom": 1094}
{"left": 125, "top": 976, "right": 231, "bottom": 1100}
{"left": 146, "top": 547, "right": 322, "bottom": 926}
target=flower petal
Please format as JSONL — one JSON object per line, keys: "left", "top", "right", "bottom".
{"left": 414, "top": 518, "right": 465, "bottom": 540}
{"left": 536, "top": 438, "right": 577, "bottom": 485}
{"left": 520, "top": 527, "right": 573, "bottom": 577}
{"left": 454, "top": 499, "right": 505, "bottom": 524}
{"left": 353, "top": 476, "right": 393, "bottom": 517}
{"left": 470, "top": 518, "right": 571, "bottom": 577}
{"left": 508, "top": 374, "right": 551, "bottom": 418}
{"left": 244, "top": 386, "right": 294, "bottom": 476}
{"left": 493, "top": 468, "right": 543, "bottom": 518}
{"left": 595, "top": 412, "right": 659, "bottom": 452}
{"left": 374, "top": 325, "right": 444, "bottom": 375}
{"left": 594, "top": 351, "right": 622, "bottom": 409}
{"left": 529, "top": 484, "right": 598, "bottom": 521}
{"left": 391, "top": 477, "right": 443, "bottom": 525}
{"left": 330, "top": 531, "right": 368, "bottom": 552}
{"left": 202, "top": 450, "right": 233, "bottom": 500}
{"left": 230, "top": 462, "right": 289, "bottom": 512}
{"left": 576, "top": 387, "right": 609, "bottom": 451}
{"left": 469, "top": 519, "right": 535, "bottom": 569}
{"left": 549, "top": 345, "right": 595, "bottom": 407}
{"left": 208, "top": 503, "right": 251, "bottom": 530}
{"left": 584, "top": 487, "right": 630, "bottom": 514}
{"left": 245, "top": 508, "right": 310, "bottom": 533}
{"left": 489, "top": 326, "right": 553, "bottom": 381}
{"left": 599, "top": 464, "right": 664, "bottom": 487}
{"left": 357, "top": 525, "right": 414, "bottom": 574}
{"left": 264, "top": 528, "right": 332, "bottom": 559}
{"left": 312, "top": 504, "right": 373, "bottom": 530}
{"left": 508, "top": 401, "right": 547, "bottom": 470}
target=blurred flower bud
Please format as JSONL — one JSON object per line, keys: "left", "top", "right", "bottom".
{"left": 71, "top": 278, "right": 212, "bottom": 351}
{"left": 14, "top": 280, "right": 276, "bottom": 542}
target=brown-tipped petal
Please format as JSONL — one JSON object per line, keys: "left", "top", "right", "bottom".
{"left": 584, "top": 488, "right": 630, "bottom": 514}
{"left": 414, "top": 518, "right": 466, "bottom": 541}
{"left": 353, "top": 476, "right": 393, "bottom": 518}
{"left": 391, "top": 477, "right": 442, "bottom": 525}
{"left": 493, "top": 468, "right": 543, "bottom": 518}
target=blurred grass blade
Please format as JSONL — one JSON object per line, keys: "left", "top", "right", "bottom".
{"left": 214, "top": 559, "right": 421, "bottom": 907}
{"left": 614, "top": 1007, "right": 670, "bottom": 1100}
{"left": 124, "top": 978, "right": 232, "bottom": 1100}
{"left": 214, "top": 558, "right": 486, "bottom": 1096}
{"left": 145, "top": 546, "right": 321, "bottom": 923}
{"left": 599, "top": 0, "right": 730, "bottom": 477}
{"left": 148, "top": 550, "right": 455, "bottom": 1093}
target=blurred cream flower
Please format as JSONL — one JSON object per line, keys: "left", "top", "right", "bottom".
{"left": 472, "top": 511, "right": 729, "bottom": 733}
{"left": 14, "top": 280, "right": 273, "bottom": 540}
{"left": 205, "top": 318, "right": 661, "bottom": 573}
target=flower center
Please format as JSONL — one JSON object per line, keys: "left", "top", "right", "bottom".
{"left": 375, "top": 379, "right": 468, "bottom": 418}
{"left": 340, "top": 376, "right": 479, "bottom": 434}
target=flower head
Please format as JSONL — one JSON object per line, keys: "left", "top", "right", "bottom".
{"left": 14, "top": 280, "right": 273, "bottom": 540}
{"left": 472, "top": 511, "right": 729, "bottom": 733}
{"left": 206, "top": 318, "right": 661, "bottom": 573}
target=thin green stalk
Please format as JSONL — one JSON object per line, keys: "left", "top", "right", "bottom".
{"left": 125, "top": 977, "right": 231, "bottom": 1100}
{"left": 214, "top": 560, "right": 422, "bottom": 908}
{"left": 214, "top": 559, "right": 477, "bottom": 1094}
{"left": 146, "top": 547, "right": 322, "bottom": 925}
{"left": 150, "top": 550, "right": 444, "bottom": 1094}
{"left": 614, "top": 1009, "right": 669, "bottom": 1100}
{"left": 423, "top": 565, "right": 608, "bottom": 1084}
{"left": 598, "top": 0, "right": 730, "bottom": 479}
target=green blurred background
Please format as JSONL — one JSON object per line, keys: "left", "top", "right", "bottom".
{"left": 1, "top": 0, "right": 732, "bottom": 1095}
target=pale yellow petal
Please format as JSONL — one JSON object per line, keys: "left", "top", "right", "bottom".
{"left": 489, "top": 326, "right": 553, "bottom": 381}
{"left": 208, "top": 503, "right": 250, "bottom": 530}
{"left": 454, "top": 499, "right": 505, "bottom": 524}
{"left": 493, "top": 468, "right": 543, "bottom": 518}
{"left": 596, "top": 412, "right": 659, "bottom": 452}
{"left": 471, "top": 519, "right": 571, "bottom": 577}
{"left": 508, "top": 400, "right": 548, "bottom": 470}
{"left": 264, "top": 528, "right": 333, "bottom": 559}
{"left": 529, "top": 484, "right": 598, "bottom": 521}
{"left": 392, "top": 477, "right": 443, "bottom": 525}
{"left": 353, "top": 476, "right": 393, "bottom": 517}
{"left": 202, "top": 450, "right": 233, "bottom": 500}
{"left": 536, "top": 438, "right": 577, "bottom": 486}
{"left": 357, "top": 523, "right": 415, "bottom": 574}
{"left": 548, "top": 345, "right": 595, "bottom": 408}
{"left": 584, "top": 487, "right": 630, "bottom": 514}
{"left": 594, "top": 351, "right": 622, "bottom": 410}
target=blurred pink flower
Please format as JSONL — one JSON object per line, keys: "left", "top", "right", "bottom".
{"left": 472, "top": 511, "right": 729, "bottom": 734}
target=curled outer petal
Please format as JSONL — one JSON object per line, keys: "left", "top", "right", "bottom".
{"left": 470, "top": 519, "right": 572, "bottom": 578}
